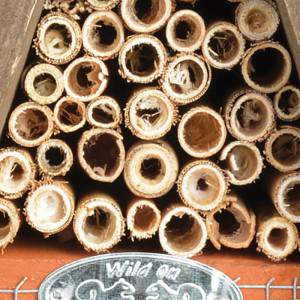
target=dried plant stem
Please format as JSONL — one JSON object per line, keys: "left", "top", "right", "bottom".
{"left": 86, "top": 0, "right": 120, "bottom": 11}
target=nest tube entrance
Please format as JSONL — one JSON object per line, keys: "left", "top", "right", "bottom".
{"left": 86, "top": 0, "right": 120, "bottom": 11}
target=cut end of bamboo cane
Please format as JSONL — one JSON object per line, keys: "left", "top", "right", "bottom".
{"left": 206, "top": 194, "right": 256, "bottom": 249}
{"left": 119, "top": 34, "right": 167, "bottom": 83}
{"left": 178, "top": 106, "right": 227, "bottom": 158}
{"left": 0, "top": 148, "right": 36, "bottom": 199}
{"left": 86, "top": 0, "right": 120, "bottom": 11}
{"left": 178, "top": 160, "right": 228, "bottom": 212}
{"left": 124, "top": 140, "right": 179, "bottom": 198}
{"left": 127, "top": 199, "right": 161, "bottom": 240}
{"left": 0, "top": 199, "right": 20, "bottom": 250}
{"left": 220, "top": 141, "right": 263, "bottom": 185}
{"left": 35, "top": 12, "right": 82, "bottom": 65}
{"left": 161, "top": 53, "right": 211, "bottom": 105}
{"left": 274, "top": 85, "right": 300, "bottom": 121}
{"left": 166, "top": 9, "right": 206, "bottom": 52}
{"left": 73, "top": 192, "right": 125, "bottom": 253}
{"left": 54, "top": 96, "right": 86, "bottom": 133}
{"left": 24, "top": 63, "right": 64, "bottom": 105}
{"left": 241, "top": 42, "right": 292, "bottom": 94}
{"left": 25, "top": 180, "right": 75, "bottom": 236}
{"left": 37, "top": 139, "right": 73, "bottom": 177}
{"left": 120, "top": 0, "right": 173, "bottom": 33}
{"left": 159, "top": 205, "right": 207, "bottom": 257}
{"left": 8, "top": 102, "right": 54, "bottom": 148}
{"left": 265, "top": 126, "right": 300, "bottom": 173}
{"left": 125, "top": 87, "right": 178, "bottom": 140}
{"left": 82, "top": 11, "right": 125, "bottom": 60}
{"left": 257, "top": 216, "right": 298, "bottom": 262}
{"left": 64, "top": 56, "right": 109, "bottom": 102}
{"left": 224, "top": 89, "right": 275, "bottom": 142}
{"left": 78, "top": 128, "right": 125, "bottom": 182}
{"left": 202, "top": 21, "right": 245, "bottom": 69}
{"left": 87, "top": 96, "right": 122, "bottom": 129}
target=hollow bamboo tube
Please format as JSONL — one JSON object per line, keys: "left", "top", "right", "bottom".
{"left": 118, "top": 34, "right": 167, "bottom": 84}
{"left": 265, "top": 126, "right": 300, "bottom": 173}
{"left": 206, "top": 193, "right": 256, "bottom": 249}
{"left": 202, "top": 21, "right": 245, "bottom": 70}
{"left": 25, "top": 180, "right": 75, "bottom": 237}
{"left": 24, "top": 63, "right": 64, "bottom": 105}
{"left": 177, "top": 160, "right": 228, "bottom": 213}
{"left": 220, "top": 141, "right": 264, "bottom": 185}
{"left": 73, "top": 192, "right": 125, "bottom": 253}
{"left": 82, "top": 11, "right": 125, "bottom": 60}
{"left": 127, "top": 198, "right": 161, "bottom": 240}
{"left": 124, "top": 87, "right": 178, "bottom": 140}
{"left": 78, "top": 128, "right": 125, "bottom": 183}
{"left": 8, "top": 102, "right": 54, "bottom": 148}
{"left": 120, "top": 0, "right": 174, "bottom": 33}
{"left": 166, "top": 9, "right": 206, "bottom": 52}
{"left": 124, "top": 140, "right": 179, "bottom": 199}
{"left": 86, "top": 96, "right": 122, "bottom": 129}
{"left": 36, "top": 139, "right": 73, "bottom": 177}
{"left": 274, "top": 85, "right": 300, "bottom": 121}
{"left": 35, "top": 12, "right": 82, "bottom": 65}
{"left": 54, "top": 97, "right": 86, "bottom": 133}
{"left": 159, "top": 204, "right": 207, "bottom": 257}
{"left": 241, "top": 41, "right": 292, "bottom": 94}
{"left": 0, "top": 148, "right": 36, "bottom": 199}
{"left": 0, "top": 198, "right": 21, "bottom": 250}
{"left": 223, "top": 88, "right": 275, "bottom": 142}
{"left": 178, "top": 106, "right": 227, "bottom": 158}
{"left": 64, "top": 56, "right": 109, "bottom": 102}
{"left": 160, "top": 53, "right": 211, "bottom": 105}
{"left": 86, "top": 0, "right": 120, "bottom": 11}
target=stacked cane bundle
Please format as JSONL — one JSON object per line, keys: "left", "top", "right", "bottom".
{"left": 0, "top": 0, "right": 299, "bottom": 262}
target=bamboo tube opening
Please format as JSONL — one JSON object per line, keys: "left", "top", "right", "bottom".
{"left": 265, "top": 127, "right": 300, "bottom": 172}
{"left": 8, "top": 103, "right": 54, "bottom": 148}
{"left": 35, "top": 13, "right": 82, "bottom": 65}
{"left": 119, "top": 35, "right": 167, "bottom": 83}
{"left": 202, "top": 22, "right": 245, "bottom": 69}
{"left": 178, "top": 107, "right": 226, "bottom": 158}
{"left": 64, "top": 56, "right": 109, "bottom": 102}
{"left": 54, "top": 97, "right": 86, "bottom": 133}
{"left": 178, "top": 160, "right": 228, "bottom": 212}
{"left": 37, "top": 139, "right": 73, "bottom": 177}
{"left": 159, "top": 206, "right": 207, "bottom": 257}
{"left": 241, "top": 42, "right": 292, "bottom": 93}
{"left": 235, "top": 0, "right": 279, "bottom": 41}
{"left": 73, "top": 193, "right": 124, "bottom": 252}
{"left": 161, "top": 54, "right": 211, "bottom": 105}
{"left": 0, "top": 148, "right": 35, "bottom": 199}
{"left": 24, "top": 63, "right": 64, "bottom": 105}
{"left": 120, "top": 0, "right": 173, "bottom": 33}
{"left": 78, "top": 128, "right": 125, "bottom": 182}
{"left": 0, "top": 199, "right": 20, "bottom": 249}
{"left": 86, "top": 0, "right": 120, "bottom": 11}
{"left": 124, "top": 141, "right": 178, "bottom": 198}
{"left": 220, "top": 141, "right": 263, "bottom": 185}
{"left": 125, "top": 88, "right": 177, "bottom": 140}
{"left": 274, "top": 85, "right": 300, "bottom": 121}
{"left": 82, "top": 11, "right": 125, "bottom": 60}
{"left": 25, "top": 181, "right": 75, "bottom": 235}
{"left": 87, "top": 96, "right": 122, "bottom": 129}
{"left": 166, "top": 10, "right": 205, "bottom": 52}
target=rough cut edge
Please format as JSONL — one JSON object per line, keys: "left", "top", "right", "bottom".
{"left": 159, "top": 204, "right": 207, "bottom": 257}
{"left": 127, "top": 198, "right": 161, "bottom": 240}
{"left": 206, "top": 193, "right": 256, "bottom": 249}
{"left": 34, "top": 12, "right": 82, "bottom": 65}
{"left": 73, "top": 192, "right": 125, "bottom": 253}
{"left": 177, "top": 160, "right": 229, "bottom": 213}
{"left": 219, "top": 140, "right": 264, "bottom": 185}
{"left": 86, "top": 0, "right": 120, "bottom": 11}
{"left": 8, "top": 102, "right": 54, "bottom": 148}
{"left": 124, "top": 87, "right": 179, "bottom": 140}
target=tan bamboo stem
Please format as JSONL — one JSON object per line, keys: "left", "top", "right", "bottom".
{"left": 86, "top": 0, "right": 120, "bottom": 11}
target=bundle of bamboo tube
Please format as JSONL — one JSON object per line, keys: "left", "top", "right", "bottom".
{"left": 0, "top": 0, "right": 299, "bottom": 262}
